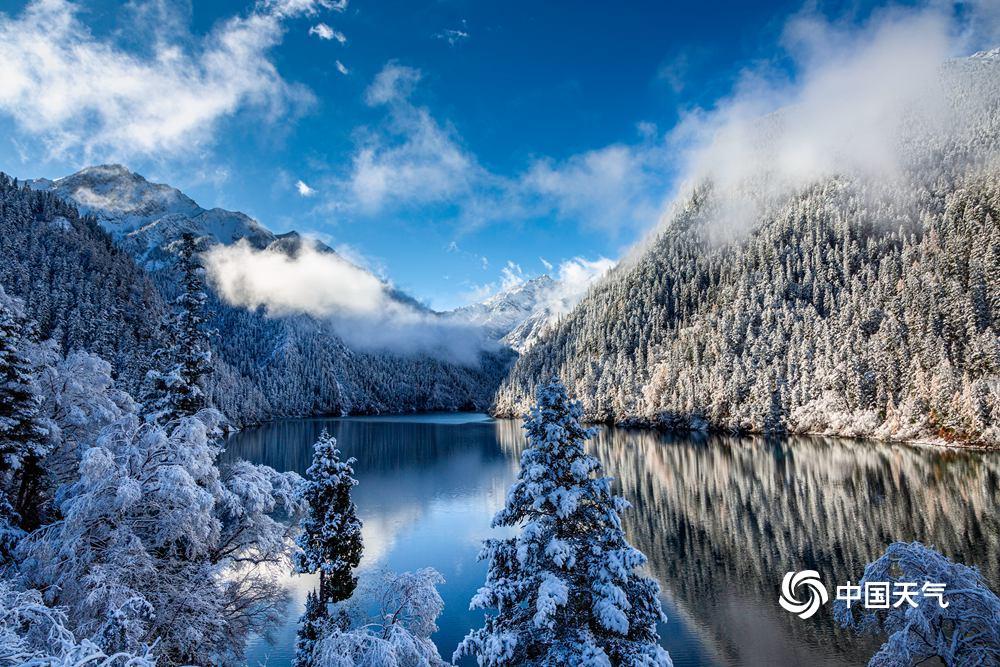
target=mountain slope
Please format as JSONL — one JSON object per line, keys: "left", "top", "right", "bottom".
{"left": 448, "top": 276, "right": 556, "bottom": 343}
{"left": 14, "top": 167, "right": 510, "bottom": 426}
{"left": 0, "top": 174, "right": 166, "bottom": 392}
{"left": 28, "top": 164, "right": 274, "bottom": 263}
{"left": 495, "top": 54, "right": 1000, "bottom": 446}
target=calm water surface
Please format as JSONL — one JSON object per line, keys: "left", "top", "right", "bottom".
{"left": 222, "top": 413, "right": 1000, "bottom": 667}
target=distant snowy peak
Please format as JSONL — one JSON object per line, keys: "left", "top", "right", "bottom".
{"left": 28, "top": 164, "right": 275, "bottom": 259}
{"left": 501, "top": 306, "right": 560, "bottom": 354}
{"left": 29, "top": 165, "right": 436, "bottom": 315}
{"left": 450, "top": 275, "right": 557, "bottom": 344}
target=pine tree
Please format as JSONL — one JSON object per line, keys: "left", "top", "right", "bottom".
{"left": 293, "top": 589, "right": 328, "bottom": 667}
{"left": 0, "top": 287, "right": 47, "bottom": 533}
{"left": 294, "top": 429, "right": 363, "bottom": 605}
{"left": 456, "top": 379, "right": 671, "bottom": 667}
{"left": 143, "top": 233, "right": 213, "bottom": 423}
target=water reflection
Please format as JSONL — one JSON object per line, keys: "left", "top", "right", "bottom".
{"left": 225, "top": 415, "right": 1000, "bottom": 667}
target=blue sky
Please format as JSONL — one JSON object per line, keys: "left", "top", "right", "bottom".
{"left": 0, "top": 0, "right": 992, "bottom": 309}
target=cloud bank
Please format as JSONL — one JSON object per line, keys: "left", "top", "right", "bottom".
{"left": 0, "top": 0, "right": 331, "bottom": 162}
{"left": 325, "top": 2, "right": 998, "bottom": 241}
{"left": 328, "top": 62, "right": 668, "bottom": 235}
{"left": 203, "top": 240, "right": 485, "bottom": 363}
{"left": 667, "top": 5, "right": 993, "bottom": 215}
{"left": 544, "top": 257, "right": 616, "bottom": 316}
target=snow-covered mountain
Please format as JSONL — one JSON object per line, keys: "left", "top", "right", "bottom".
{"left": 495, "top": 51, "right": 1000, "bottom": 446}
{"left": 500, "top": 305, "right": 561, "bottom": 353}
{"left": 14, "top": 165, "right": 514, "bottom": 425}
{"left": 448, "top": 276, "right": 556, "bottom": 343}
{"left": 28, "top": 164, "right": 276, "bottom": 263}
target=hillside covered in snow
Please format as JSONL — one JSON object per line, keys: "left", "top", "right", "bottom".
{"left": 495, "top": 52, "right": 1000, "bottom": 446}
{"left": 4, "top": 169, "right": 513, "bottom": 426}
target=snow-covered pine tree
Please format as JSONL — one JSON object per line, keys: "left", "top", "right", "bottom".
{"left": 456, "top": 379, "right": 671, "bottom": 667}
{"left": 0, "top": 287, "right": 47, "bottom": 535}
{"left": 294, "top": 429, "right": 364, "bottom": 604}
{"left": 294, "top": 589, "right": 328, "bottom": 667}
{"left": 143, "top": 233, "right": 213, "bottom": 423}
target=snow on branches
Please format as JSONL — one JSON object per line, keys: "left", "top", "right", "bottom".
{"left": 456, "top": 379, "right": 671, "bottom": 666}
{"left": 835, "top": 541, "right": 1000, "bottom": 667}
{"left": 0, "top": 578, "right": 155, "bottom": 666}
{"left": 17, "top": 410, "right": 304, "bottom": 666}
{"left": 310, "top": 568, "right": 449, "bottom": 667}
{"left": 294, "top": 429, "right": 363, "bottom": 605}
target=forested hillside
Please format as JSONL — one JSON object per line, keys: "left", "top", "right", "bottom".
{"left": 0, "top": 174, "right": 166, "bottom": 392}
{"left": 495, "top": 55, "right": 1000, "bottom": 446}
{"left": 0, "top": 175, "right": 507, "bottom": 426}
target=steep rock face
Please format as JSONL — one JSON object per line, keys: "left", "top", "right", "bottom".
{"left": 495, "top": 54, "right": 1000, "bottom": 446}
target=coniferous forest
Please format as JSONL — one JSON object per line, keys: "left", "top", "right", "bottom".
{"left": 496, "top": 56, "right": 1000, "bottom": 447}
{"left": 1, "top": 2, "right": 999, "bottom": 666}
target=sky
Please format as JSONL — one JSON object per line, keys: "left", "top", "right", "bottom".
{"left": 0, "top": 0, "right": 996, "bottom": 310}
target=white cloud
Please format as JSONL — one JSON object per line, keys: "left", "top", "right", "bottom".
{"left": 309, "top": 22, "right": 346, "bottom": 43}
{"left": 332, "top": 62, "right": 657, "bottom": 234}
{"left": 545, "top": 256, "right": 615, "bottom": 315}
{"left": 661, "top": 3, "right": 1000, "bottom": 235}
{"left": 0, "top": 0, "right": 331, "bottom": 162}
{"left": 459, "top": 260, "right": 524, "bottom": 304}
{"left": 268, "top": 0, "right": 347, "bottom": 17}
{"left": 327, "top": 60, "right": 681, "bottom": 236}
{"left": 203, "top": 239, "right": 484, "bottom": 363}
{"left": 435, "top": 28, "right": 469, "bottom": 46}
{"left": 499, "top": 261, "right": 526, "bottom": 291}
{"left": 539, "top": 257, "right": 554, "bottom": 272}
{"left": 521, "top": 142, "right": 670, "bottom": 233}
{"left": 335, "top": 60, "right": 350, "bottom": 75}
{"left": 295, "top": 179, "right": 316, "bottom": 196}
{"left": 205, "top": 239, "right": 390, "bottom": 317}
{"left": 342, "top": 64, "right": 485, "bottom": 213}
{"left": 364, "top": 63, "right": 423, "bottom": 106}
{"left": 460, "top": 255, "right": 614, "bottom": 315}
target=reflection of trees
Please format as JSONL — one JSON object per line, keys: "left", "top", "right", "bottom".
{"left": 495, "top": 420, "right": 1000, "bottom": 666}
{"left": 223, "top": 419, "right": 506, "bottom": 476}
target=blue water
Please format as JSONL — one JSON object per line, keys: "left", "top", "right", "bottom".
{"left": 223, "top": 414, "right": 1000, "bottom": 667}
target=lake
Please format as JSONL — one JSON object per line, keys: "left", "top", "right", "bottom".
{"left": 222, "top": 413, "right": 1000, "bottom": 667}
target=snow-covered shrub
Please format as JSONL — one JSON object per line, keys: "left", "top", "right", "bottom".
{"left": 17, "top": 410, "right": 304, "bottom": 666}
{"left": 26, "top": 341, "right": 135, "bottom": 494}
{"left": 0, "top": 578, "right": 155, "bottom": 666}
{"left": 456, "top": 379, "right": 671, "bottom": 666}
{"left": 834, "top": 541, "right": 1000, "bottom": 666}
{"left": 310, "top": 568, "right": 449, "bottom": 667}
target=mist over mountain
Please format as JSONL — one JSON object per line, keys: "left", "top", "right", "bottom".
{"left": 495, "top": 51, "right": 1000, "bottom": 446}
{"left": 6, "top": 166, "right": 516, "bottom": 426}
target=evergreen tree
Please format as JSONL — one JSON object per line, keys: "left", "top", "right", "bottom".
{"left": 456, "top": 379, "right": 671, "bottom": 667}
{"left": 294, "top": 429, "right": 364, "bottom": 605}
{"left": 293, "top": 589, "right": 327, "bottom": 667}
{"left": 144, "top": 233, "right": 213, "bottom": 423}
{"left": 0, "top": 287, "right": 47, "bottom": 533}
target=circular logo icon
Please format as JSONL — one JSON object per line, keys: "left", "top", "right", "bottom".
{"left": 778, "top": 570, "right": 829, "bottom": 619}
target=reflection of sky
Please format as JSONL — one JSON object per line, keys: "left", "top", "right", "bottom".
{"left": 227, "top": 414, "right": 521, "bottom": 666}
{"left": 226, "top": 415, "right": 1000, "bottom": 667}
